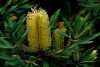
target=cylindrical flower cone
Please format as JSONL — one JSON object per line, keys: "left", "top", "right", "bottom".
{"left": 53, "top": 22, "right": 66, "bottom": 51}
{"left": 26, "top": 8, "right": 51, "bottom": 52}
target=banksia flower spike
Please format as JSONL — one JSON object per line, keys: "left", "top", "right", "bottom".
{"left": 53, "top": 22, "right": 66, "bottom": 51}
{"left": 91, "top": 50, "right": 98, "bottom": 60}
{"left": 26, "top": 8, "right": 51, "bottom": 52}
{"left": 92, "top": 50, "right": 97, "bottom": 55}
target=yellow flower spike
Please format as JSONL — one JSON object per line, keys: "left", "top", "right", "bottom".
{"left": 12, "top": 15, "right": 17, "bottom": 20}
{"left": 53, "top": 22, "right": 66, "bottom": 51}
{"left": 92, "top": 50, "right": 97, "bottom": 55}
{"left": 91, "top": 50, "right": 98, "bottom": 60}
{"left": 26, "top": 8, "right": 51, "bottom": 52}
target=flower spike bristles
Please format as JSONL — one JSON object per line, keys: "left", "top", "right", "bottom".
{"left": 53, "top": 22, "right": 66, "bottom": 51}
{"left": 26, "top": 8, "right": 51, "bottom": 52}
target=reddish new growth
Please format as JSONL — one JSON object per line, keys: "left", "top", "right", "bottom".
{"left": 58, "top": 22, "right": 64, "bottom": 29}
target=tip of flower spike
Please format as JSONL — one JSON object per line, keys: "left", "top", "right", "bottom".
{"left": 29, "top": 8, "right": 47, "bottom": 14}
{"left": 92, "top": 50, "right": 97, "bottom": 54}
{"left": 58, "top": 22, "right": 65, "bottom": 29}
{"left": 27, "top": 8, "right": 48, "bottom": 21}
{"left": 12, "top": 15, "right": 17, "bottom": 20}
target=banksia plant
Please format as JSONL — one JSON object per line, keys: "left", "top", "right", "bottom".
{"left": 1, "top": 0, "right": 100, "bottom": 67}
{"left": 26, "top": 8, "right": 51, "bottom": 52}
{"left": 53, "top": 22, "right": 66, "bottom": 51}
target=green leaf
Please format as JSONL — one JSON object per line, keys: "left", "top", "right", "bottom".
{"left": 4, "top": 5, "right": 17, "bottom": 17}
{"left": 73, "top": 15, "right": 88, "bottom": 36}
{"left": 83, "top": 33, "right": 100, "bottom": 41}
{"left": 4, "top": 21, "right": 8, "bottom": 29}
{"left": 0, "top": 53, "right": 14, "bottom": 60}
{"left": 57, "top": 30, "right": 70, "bottom": 38}
{"left": 80, "top": 53, "right": 97, "bottom": 62}
{"left": 79, "top": 15, "right": 89, "bottom": 28}
{"left": 13, "top": 14, "right": 26, "bottom": 33}
{"left": 69, "top": 33, "right": 100, "bottom": 49}
{"left": 79, "top": 4, "right": 100, "bottom": 10}
{"left": 77, "top": 21, "right": 94, "bottom": 38}
{"left": 69, "top": 40, "right": 93, "bottom": 49}
{"left": 5, "top": 0, "right": 12, "bottom": 7}
{"left": 80, "top": 61, "right": 95, "bottom": 63}
{"left": 15, "top": 9, "right": 25, "bottom": 13}
{"left": 81, "top": 48, "right": 94, "bottom": 58}
{"left": 50, "top": 9, "right": 60, "bottom": 29}
{"left": 8, "top": 17, "right": 15, "bottom": 28}
{"left": 62, "top": 17, "right": 71, "bottom": 28}
{"left": 17, "top": 28, "right": 29, "bottom": 44}
{"left": 20, "top": 4, "right": 33, "bottom": 9}
{"left": 0, "top": 38, "right": 14, "bottom": 49}
{"left": 73, "top": 15, "right": 81, "bottom": 35}
{"left": 62, "top": 17, "right": 73, "bottom": 34}
{"left": 1, "top": 0, "right": 12, "bottom": 14}
{"left": 4, "top": 55, "right": 25, "bottom": 67}
{"left": 17, "top": 24, "right": 25, "bottom": 40}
